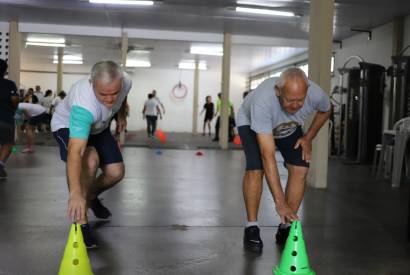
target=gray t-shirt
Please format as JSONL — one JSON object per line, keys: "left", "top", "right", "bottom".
{"left": 237, "top": 77, "right": 330, "bottom": 139}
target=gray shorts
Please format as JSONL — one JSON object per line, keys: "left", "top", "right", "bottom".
{"left": 0, "top": 121, "right": 15, "bottom": 145}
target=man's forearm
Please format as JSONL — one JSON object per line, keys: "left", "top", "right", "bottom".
{"left": 305, "top": 110, "right": 331, "bottom": 140}
{"left": 67, "top": 149, "right": 83, "bottom": 195}
{"left": 261, "top": 152, "right": 285, "bottom": 205}
{"left": 118, "top": 100, "right": 127, "bottom": 120}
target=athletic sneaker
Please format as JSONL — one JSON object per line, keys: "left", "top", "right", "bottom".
{"left": 275, "top": 225, "right": 291, "bottom": 246}
{"left": 81, "top": 223, "right": 98, "bottom": 249}
{"left": 89, "top": 197, "right": 112, "bottom": 219}
{"left": 0, "top": 165, "right": 7, "bottom": 178}
{"left": 243, "top": 226, "right": 263, "bottom": 253}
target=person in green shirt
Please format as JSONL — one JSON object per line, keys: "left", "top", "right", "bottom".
{"left": 212, "top": 93, "right": 235, "bottom": 142}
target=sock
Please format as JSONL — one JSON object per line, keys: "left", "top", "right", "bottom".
{"left": 0, "top": 160, "right": 4, "bottom": 167}
{"left": 279, "top": 223, "right": 290, "bottom": 229}
{"left": 246, "top": 221, "right": 259, "bottom": 228}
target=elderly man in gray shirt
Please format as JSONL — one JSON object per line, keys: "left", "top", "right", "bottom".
{"left": 237, "top": 67, "right": 331, "bottom": 253}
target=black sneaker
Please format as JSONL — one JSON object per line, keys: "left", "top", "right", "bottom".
{"left": 80, "top": 223, "right": 99, "bottom": 249}
{"left": 275, "top": 225, "right": 290, "bottom": 246}
{"left": 0, "top": 165, "right": 7, "bottom": 178}
{"left": 89, "top": 198, "right": 112, "bottom": 219}
{"left": 243, "top": 226, "right": 263, "bottom": 253}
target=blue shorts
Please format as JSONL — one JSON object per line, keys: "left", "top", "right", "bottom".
{"left": 238, "top": 125, "right": 309, "bottom": 170}
{"left": 53, "top": 127, "right": 123, "bottom": 166}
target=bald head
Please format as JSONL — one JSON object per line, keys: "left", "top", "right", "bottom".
{"left": 91, "top": 61, "right": 124, "bottom": 108}
{"left": 91, "top": 61, "right": 123, "bottom": 85}
{"left": 275, "top": 67, "right": 309, "bottom": 114}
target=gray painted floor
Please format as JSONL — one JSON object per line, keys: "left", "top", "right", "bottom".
{"left": 1, "top": 146, "right": 410, "bottom": 275}
{"left": 16, "top": 130, "right": 242, "bottom": 150}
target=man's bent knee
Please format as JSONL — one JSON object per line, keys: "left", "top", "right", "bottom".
{"left": 103, "top": 163, "right": 125, "bottom": 183}
{"left": 288, "top": 165, "right": 309, "bottom": 179}
{"left": 83, "top": 149, "right": 100, "bottom": 173}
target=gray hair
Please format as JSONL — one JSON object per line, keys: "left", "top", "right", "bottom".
{"left": 276, "top": 67, "right": 308, "bottom": 88}
{"left": 91, "top": 61, "right": 123, "bottom": 84}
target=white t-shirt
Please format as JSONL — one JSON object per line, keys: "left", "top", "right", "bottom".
{"left": 18, "top": 103, "right": 46, "bottom": 117}
{"left": 41, "top": 96, "right": 53, "bottom": 113}
{"left": 144, "top": 98, "right": 159, "bottom": 116}
{"left": 34, "top": 91, "right": 44, "bottom": 102}
{"left": 52, "top": 97, "right": 62, "bottom": 108}
{"left": 51, "top": 74, "right": 132, "bottom": 134}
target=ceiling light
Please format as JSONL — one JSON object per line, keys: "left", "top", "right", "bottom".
{"left": 26, "top": 42, "right": 66, "bottom": 47}
{"left": 89, "top": 0, "right": 154, "bottom": 5}
{"left": 27, "top": 36, "right": 65, "bottom": 44}
{"left": 53, "top": 55, "right": 83, "bottom": 61}
{"left": 129, "top": 50, "right": 151, "bottom": 54}
{"left": 235, "top": 6, "right": 295, "bottom": 17}
{"left": 190, "top": 45, "right": 223, "bottom": 56}
{"left": 126, "top": 59, "right": 151, "bottom": 67}
{"left": 178, "top": 60, "right": 207, "bottom": 70}
{"left": 236, "top": 0, "right": 293, "bottom": 7}
{"left": 53, "top": 60, "right": 83, "bottom": 64}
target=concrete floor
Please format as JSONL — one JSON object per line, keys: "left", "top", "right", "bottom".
{"left": 16, "top": 130, "right": 243, "bottom": 150}
{"left": 1, "top": 146, "right": 410, "bottom": 274}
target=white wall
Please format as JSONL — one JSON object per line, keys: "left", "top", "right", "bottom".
{"left": 21, "top": 71, "right": 86, "bottom": 92}
{"left": 331, "top": 22, "right": 394, "bottom": 88}
{"left": 20, "top": 67, "right": 247, "bottom": 132}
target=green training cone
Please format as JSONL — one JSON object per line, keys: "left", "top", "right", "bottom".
{"left": 273, "top": 221, "right": 315, "bottom": 275}
{"left": 58, "top": 223, "right": 94, "bottom": 275}
{"left": 11, "top": 146, "right": 18, "bottom": 153}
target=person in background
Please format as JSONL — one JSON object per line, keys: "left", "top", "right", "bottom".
{"left": 41, "top": 89, "right": 54, "bottom": 113}
{"left": 50, "top": 91, "right": 66, "bottom": 115}
{"left": 23, "top": 88, "right": 34, "bottom": 103}
{"left": 41, "top": 89, "right": 54, "bottom": 131}
{"left": 200, "top": 95, "right": 214, "bottom": 136}
{"left": 14, "top": 108, "right": 24, "bottom": 144}
{"left": 0, "top": 59, "right": 19, "bottom": 178}
{"left": 18, "top": 95, "right": 48, "bottom": 153}
{"left": 34, "top": 85, "right": 44, "bottom": 103}
{"left": 143, "top": 93, "right": 162, "bottom": 138}
{"left": 152, "top": 90, "right": 165, "bottom": 115}
{"left": 213, "top": 93, "right": 235, "bottom": 142}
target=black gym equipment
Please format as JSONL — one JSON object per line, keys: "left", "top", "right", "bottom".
{"left": 332, "top": 56, "right": 385, "bottom": 163}
{"left": 387, "top": 45, "right": 410, "bottom": 128}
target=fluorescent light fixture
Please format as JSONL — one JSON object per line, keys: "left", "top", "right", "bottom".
{"left": 27, "top": 36, "right": 65, "bottom": 44}
{"left": 53, "top": 60, "right": 83, "bottom": 64}
{"left": 126, "top": 59, "right": 151, "bottom": 67}
{"left": 129, "top": 50, "right": 151, "bottom": 54}
{"left": 236, "top": 6, "right": 295, "bottom": 17}
{"left": 53, "top": 54, "right": 83, "bottom": 64}
{"left": 26, "top": 42, "right": 66, "bottom": 47}
{"left": 53, "top": 55, "right": 83, "bottom": 61}
{"left": 190, "top": 45, "right": 223, "bottom": 56}
{"left": 89, "top": 0, "right": 154, "bottom": 5}
{"left": 236, "top": 0, "right": 297, "bottom": 7}
{"left": 178, "top": 60, "right": 207, "bottom": 70}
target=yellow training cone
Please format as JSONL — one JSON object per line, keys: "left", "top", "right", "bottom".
{"left": 58, "top": 223, "right": 94, "bottom": 275}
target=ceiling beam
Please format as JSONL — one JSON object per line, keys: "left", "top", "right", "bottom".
{"left": 17, "top": 22, "right": 308, "bottom": 47}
